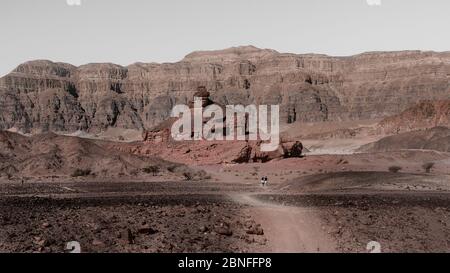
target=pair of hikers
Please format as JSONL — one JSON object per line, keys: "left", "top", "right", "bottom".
{"left": 260, "top": 176, "right": 268, "bottom": 187}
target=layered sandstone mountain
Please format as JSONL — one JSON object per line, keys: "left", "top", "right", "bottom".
{"left": 1, "top": 46, "right": 450, "bottom": 134}
{"left": 376, "top": 100, "right": 450, "bottom": 135}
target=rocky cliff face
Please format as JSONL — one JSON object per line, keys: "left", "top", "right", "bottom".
{"left": 1, "top": 46, "right": 450, "bottom": 133}
{"left": 377, "top": 100, "right": 450, "bottom": 134}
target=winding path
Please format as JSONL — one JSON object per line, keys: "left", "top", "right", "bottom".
{"left": 230, "top": 193, "right": 337, "bottom": 253}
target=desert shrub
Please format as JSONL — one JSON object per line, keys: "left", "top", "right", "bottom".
{"left": 181, "top": 169, "right": 209, "bottom": 181}
{"left": 71, "top": 169, "right": 91, "bottom": 177}
{"left": 422, "top": 162, "right": 435, "bottom": 173}
{"left": 143, "top": 166, "right": 160, "bottom": 176}
{"left": 388, "top": 166, "right": 402, "bottom": 173}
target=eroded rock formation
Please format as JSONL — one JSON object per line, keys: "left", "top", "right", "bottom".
{"left": 136, "top": 89, "right": 304, "bottom": 164}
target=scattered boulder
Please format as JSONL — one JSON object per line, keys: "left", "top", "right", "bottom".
{"left": 284, "top": 141, "right": 303, "bottom": 158}
{"left": 138, "top": 225, "right": 158, "bottom": 235}
{"left": 215, "top": 223, "right": 233, "bottom": 236}
{"left": 244, "top": 220, "right": 264, "bottom": 235}
{"left": 246, "top": 225, "right": 264, "bottom": 236}
{"left": 232, "top": 144, "right": 253, "bottom": 163}
{"left": 198, "top": 225, "right": 209, "bottom": 233}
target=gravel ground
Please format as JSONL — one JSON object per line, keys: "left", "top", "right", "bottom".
{"left": 0, "top": 182, "right": 267, "bottom": 253}
{"left": 2, "top": 171, "right": 450, "bottom": 253}
{"left": 255, "top": 192, "right": 450, "bottom": 253}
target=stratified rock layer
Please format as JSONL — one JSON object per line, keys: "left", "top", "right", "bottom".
{"left": 377, "top": 100, "right": 450, "bottom": 134}
{"left": 1, "top": 46, "right": 450, "bottom": 133}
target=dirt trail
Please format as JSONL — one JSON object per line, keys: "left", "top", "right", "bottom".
{"left": 230, "top": 193, "right": 337, "bottom": 253}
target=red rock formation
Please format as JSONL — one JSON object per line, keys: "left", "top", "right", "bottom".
{"left": 135, "top": 90, "right": 304, "bottom": 164}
